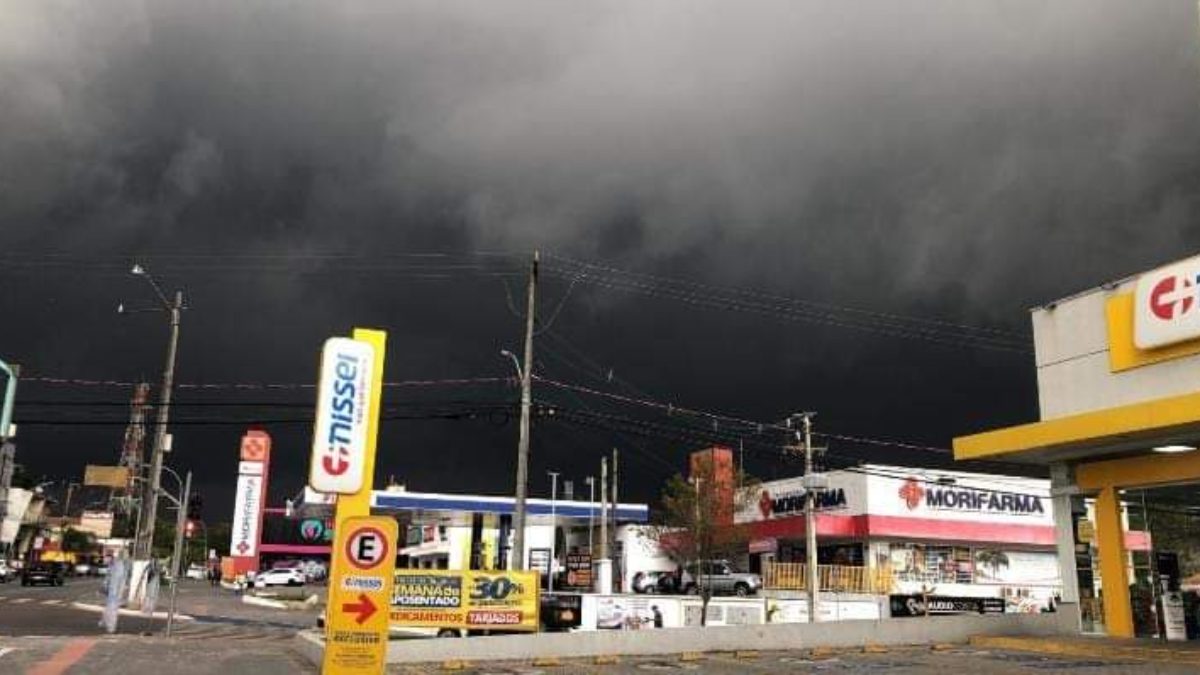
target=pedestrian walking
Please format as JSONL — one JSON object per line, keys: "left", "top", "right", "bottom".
{"left": 651, "top": 605, "right": 664, "bottom": 628}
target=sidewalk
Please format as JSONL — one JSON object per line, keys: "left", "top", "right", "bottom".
{"left": 970, "top": 634, "right": 1200, "bottom": 665}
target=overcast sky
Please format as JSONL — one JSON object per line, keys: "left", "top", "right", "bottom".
{"left": 3, "top": 1, "right": 1200, "bottom": 521}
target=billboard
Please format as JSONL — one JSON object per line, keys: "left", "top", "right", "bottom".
{"left": 229, "top": 430, "right": 271, "bottom": 572}
{"left": 1134, "top": 253, "right": 1200, "bottom": 349}
{"left": 310, "top": 338, "right": 376, "bottom": 494}
{"left": 83, "top": 465, "right": 130, "bottom": 488}
{"left": 390, "top": 570, "right": 539, "bottom": 632}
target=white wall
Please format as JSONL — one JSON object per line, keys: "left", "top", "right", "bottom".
{"left": 1032, "top": 273, "right": 1200, "bottom": 420}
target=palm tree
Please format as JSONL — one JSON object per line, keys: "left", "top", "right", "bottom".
{"left": 975, "top": 549, "right": 1010, "bottom": 581}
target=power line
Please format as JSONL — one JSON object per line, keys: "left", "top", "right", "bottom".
{"left": 18, "top": 375, "right": 510, "bottom": 390}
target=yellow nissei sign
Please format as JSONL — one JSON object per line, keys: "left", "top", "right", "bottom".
{"left": 390, "top": 569, "right": 540, "bottom": 632}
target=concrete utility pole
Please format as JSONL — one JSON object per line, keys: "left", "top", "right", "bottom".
{"left": 610, "top": 448, "right": 619, "bottom": 561}
{"left": 801, "top": 413, "right": 819, "bottom": 622}
{"left": 166, "top": 470, "right": 191, "bottom": 637}
{"left": 585, "top": 475, "right": 595, "bottom": 556}
{"left": 548, "top": 471, "right": 559, "bottom": 593}
{"left": 599, "top": 457, "right": 608, "bottom": 561}
{"left": 510, "top": 251, "right": 538, "bottom": 570}
{"left": 135, "top": 282, "right": 184, "bottom": 561}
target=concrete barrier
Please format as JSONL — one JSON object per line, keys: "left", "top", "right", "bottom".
{"left": 295, "top": 611, "right": 1077, "bottom": 666}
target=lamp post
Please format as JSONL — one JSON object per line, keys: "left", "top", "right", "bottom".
{"left": 122, "top": 264, "right": 184, "bottom": 562}
{"left": 0, "top": 359, "right": 17, "bottom": 559}
{"left": 156, "top": 464, "right": 191, "bottom": 637}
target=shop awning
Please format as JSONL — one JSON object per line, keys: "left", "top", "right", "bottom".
{"left": 953, "top": 390, "right": 1200, "bottom": 464}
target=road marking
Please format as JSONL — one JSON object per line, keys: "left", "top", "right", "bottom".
{"left": 27, "top": 637, "right": 97, "bottom": 675}
{"left": 10, "top": 598, "right": 32, "bottom": 604}
{"left": 41, "top": 599, "right": 63, "bottom": 605}
{"left": 0, "top": 647, "right": 14, "bottom": 659}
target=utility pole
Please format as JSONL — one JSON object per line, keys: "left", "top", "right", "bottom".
{"left": 166, "top": 470, "right": 191, "bottom": 637}
{"left": 510, "top": 251, "right": 538, "bottom": 571}
{"left": 800, "top": 413, "right": 820, "bottom": 622}
{"left": 610, "top": 448, "right": 619, "bottom": 562}
{"left": 599, "top": 457, "right": 608, "bottom": 561}
{"left": 548, "top": 471, "right": 559, "bottom": 593}
{"left": 585, "top": 476, "right": 595, "bottom": 556}
{"left": 136, "top": 289, "right": 183, "bottom": 560}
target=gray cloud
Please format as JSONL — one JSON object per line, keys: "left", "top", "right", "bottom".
{"left": 3, "top": 1, "right": 1200, "bottom": 513}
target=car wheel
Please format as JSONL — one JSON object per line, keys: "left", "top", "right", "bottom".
{"left": 684, "top": 584, "right": 699, "bottom": 595}
{"left": 436, "top": 629, "right": 461, "bottom": 638}
{"left": 734, "top": 583, "right": 750, "bottom": 597}
{"left": 56, "top": 578, "right": 64, "bottom": 587}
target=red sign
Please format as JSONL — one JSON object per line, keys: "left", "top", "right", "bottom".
{"left": 342, "top": 593, "right": 378, "bottom": 625}
{"left": 345, "top": 525, "right": 390, "bottom": 571}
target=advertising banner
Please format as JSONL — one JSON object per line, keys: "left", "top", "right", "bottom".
{"left": 324, "top": 516, "right": 396, "bottom": 675}
{"left": 889, "top": 594, "right": 1005, "bottom": 617}
{"left": 310, "top": 337, "right": 376, "bottom": 494}
{"left": 565, "top": 553, "right": 593, "bottom": 590}
{"left": 390, "top": 569, "right": 540, "bottom": 632}
{"left": 230, "top": 473, "right": 263, "bottom": 558}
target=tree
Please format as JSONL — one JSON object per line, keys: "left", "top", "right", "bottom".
{"left": 975, "top": 549, "right": 1010, "bottom": 581}
{"left": 60, "top": 527, "right": 95, "bottom": 554}
{"left": 643, "top": 451, "right": 757, "bottom": 625}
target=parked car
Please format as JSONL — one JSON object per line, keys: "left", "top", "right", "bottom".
{"left": 0, "top": 560, "right": 15, "bottom": 583}
{"left": 632, "top": 570, "right": 673, "bottom": 594}
{"left": 185, "top": 564, "right": 207, "bottom": 580}
{"left": 72, "top": 562, "right": 93, "bottom": 576}
{"left": 21, "top": 562, "right": 66, "bottom": 587}
{"left": 254, "top": 567, "right": 306, "bottom": 588}
{"left": 682, "top": 561, "right": 761, "bottom": 597}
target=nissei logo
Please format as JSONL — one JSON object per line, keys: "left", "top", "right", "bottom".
{"left": 322, "top": 352, "right": 359, "bottom": 477}
{"left": 1134, "top": 256, "right": 1200, "bottom": 350}
{"left": 310, "top": 338, "right": 375, "bottom": 494}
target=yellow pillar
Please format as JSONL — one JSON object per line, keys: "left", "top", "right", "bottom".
{"left": 1094, "top": 486, "right": 1134, "bottom": 638}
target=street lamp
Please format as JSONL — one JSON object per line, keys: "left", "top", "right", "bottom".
{"left": 155, "top": 464, "right": 191, "bottom": 638}
{"left": 122, "top": 263, "right": 185, "bottom": 563}
{"left": 500, "top": 348, "right": 532, "bottom": 571}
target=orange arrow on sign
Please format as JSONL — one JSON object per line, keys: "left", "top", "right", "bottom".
{"left": 342, "top": 593, "right": 377, "bottom": 625}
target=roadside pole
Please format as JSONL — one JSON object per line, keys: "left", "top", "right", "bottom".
{"left": 310, "top": 329, "right": 391, "bottom": 675}
{"left": 511, "top": 251, "right": 538, "bottom": 571}
{"left": 803, "top": 414, "right": 819, "bottom": 623}
{"left": 166, "top": 470, "right": 191, "bottom": 637}
{"left": 548, "top": 471, "right": 559, "bottom": 593}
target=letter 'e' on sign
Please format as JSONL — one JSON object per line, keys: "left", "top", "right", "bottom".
{"left": 310, "top": 337, "right": 375, "bottom": 494}
{"left": 324, "top": 516, "right": 397, "bottom": 675}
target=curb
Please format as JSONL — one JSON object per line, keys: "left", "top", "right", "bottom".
{"left": 241, "top": 595, "right": 290, "bottom": 610}
{"left": 69, "top": 602, "right": 193, "bottom": 621}
{"left": 969, "top": 635, "right": 1200, "bottom": 665}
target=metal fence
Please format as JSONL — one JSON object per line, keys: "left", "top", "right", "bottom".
{"left": 763, "top": 562, "right": 893, "bottom": 594}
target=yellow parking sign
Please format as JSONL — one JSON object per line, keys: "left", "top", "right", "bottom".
{"left": 324, "top": 516, "right": 397, "bottom": 674}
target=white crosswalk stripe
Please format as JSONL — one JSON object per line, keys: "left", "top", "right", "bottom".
{"left": 10, "top": 598, "right": 32, "bottom": 604}
{"left": 40, "top": 599, "right": 62, "bottom": 605}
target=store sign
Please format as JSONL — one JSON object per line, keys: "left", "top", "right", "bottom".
{"left": 325, "top": 516, "right": 396, "bottom": 675}
{"left": 390, "top": 569, "right": 540, "bottom": 631}
{"left": 757, "top": 487, "right": 847, "bottom": 519}
{"left": 898, "top": 478, "right": 1044, "bottom": 515}
{"left": 231, "top": 473, "right": 263, "bottom": 557}
{"left": 565, "top": 553, "right": 593, "bottom": 590}
{"left": 1134, "top": 255, "right": 1200, "bottom": 349}
{"left": 310, "top": 337, "right": 376, "bottom": 494}
{"left": 889, "top": 594, "right": 1004, "bottom": 617}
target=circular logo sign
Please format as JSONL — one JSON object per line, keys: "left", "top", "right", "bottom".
{"left": 345, "top": 525, "right": 390, "bottom": 571}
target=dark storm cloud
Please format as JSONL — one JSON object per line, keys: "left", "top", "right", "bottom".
{"left": 3, "top": 1, "right": 1200, "bottom": 517}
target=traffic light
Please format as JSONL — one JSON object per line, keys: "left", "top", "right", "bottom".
{"left": 186, "top": 493, "right": 203, "bottom": 520}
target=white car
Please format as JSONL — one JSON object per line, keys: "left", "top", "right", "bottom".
{"left": 254, "top": 568, "right": 306, "bottom": 588}
{"left": 185, "top": 564, "right": 207, "bottom": 580}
